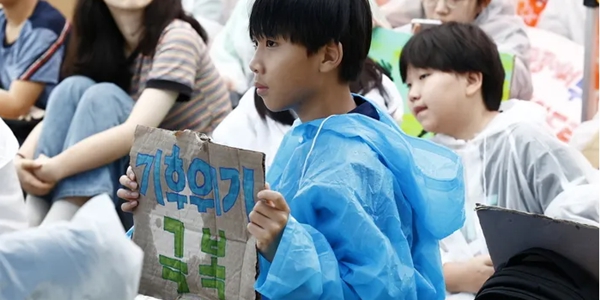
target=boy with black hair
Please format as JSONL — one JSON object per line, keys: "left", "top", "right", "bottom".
{"left": 400, "top": 22, "right": 598, "bottom": 298}
{"left": 241, "top": 0, "right": 464, "bottom": 299}
{"left": 120, "top": 0, "right": 465, "bottom": 298}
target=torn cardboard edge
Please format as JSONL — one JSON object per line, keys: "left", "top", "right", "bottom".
{"left": 131, "top": 126, "right": 265, "bottom": 300}
{"left": 476, "top": 204, "right": 599, "bottom": 280}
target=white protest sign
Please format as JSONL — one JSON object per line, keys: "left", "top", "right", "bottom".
{"left": 527, "top": 27, "right": 586, "bottom": 142}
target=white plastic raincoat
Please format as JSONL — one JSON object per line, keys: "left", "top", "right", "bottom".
{"left": 432, "top": 100, "right": 599, "bottom": 299}
{"left": 0, "top": 194, "right": 144, "bottom": 300}
{"left": 0, "top": 118, "right": 27, "bottom": 234}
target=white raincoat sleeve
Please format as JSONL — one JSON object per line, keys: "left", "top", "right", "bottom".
{"left": 378, "top": 0, "right": 423, "bottom": 28}
{"left": 517, "top": 124, "right": 599, "bottom": 223}
{"left": 364, "top": 75, "right": 404, "bottom": 117}
{"left": 181, "top": 0, "right": 224, "bottom": 41}
{"left": 0, "top": 119, "right": 27, "bottom": 235}
{"left": 208, "top": 0, "right": 255, "bottom": 94}
{"left": 0, "top": 194, "right": 144, "bottom": 300}
{"left": 475, "top": 0, "right": 533, "bottom": 100}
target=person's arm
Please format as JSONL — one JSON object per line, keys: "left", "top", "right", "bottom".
{"left": 378, "top": 0, "right": 424, "bottom": 28}
{"left": 43, "top": 25, "right": 204, "bottom": 182}
{"left": 443, "top": 257, "right": 494, "bottom": 294}
{"left": 47, "top": 88, "right": 177, "bottom": 180}
{"left": 488, "top": 13, "right": 533, "bottom": 100}
{"left": 0, "top": 81, "right": 45, "bottom": 118}
{"left": 522, "top": 125, "right": 599, "bottom": 219}
{"left": 509, "top": 57, "right": 533, "bottom": 100}
{"left": 256, "top": 152, "right": 411, "bottom": 299}
{"left": 0, "top": 22, "right": 68, "bottom": 118}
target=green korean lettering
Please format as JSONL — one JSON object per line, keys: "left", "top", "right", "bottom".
{"left": 200, "top": 228, "right": 226, "bottom": 257}
{"left": 159, "top": 255, "right": 190, "bottom": 293}
{"left": 164, "top": 216, "right": 185, "bottom": 258}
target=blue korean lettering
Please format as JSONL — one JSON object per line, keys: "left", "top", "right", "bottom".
{"left": 187, "top": 158, "right": 216, "bottom": 213}
{"left": 164, "top": 144, "right": 187, "bottom": 209}
{"left": 135, "top": 150, "right": 165, "bottom": 206}
{"left": 242, "top": 167, "right": 256, "bottom": 219}
{"left": 219, "top": 168, "right": 240, "bottom": 213}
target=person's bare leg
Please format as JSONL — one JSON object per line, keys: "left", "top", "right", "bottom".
{"left": 25, "top": 195, "right": 50, "bottom": 227}
{"left": 39, "top": 197, "right": 89, "bottom": 226}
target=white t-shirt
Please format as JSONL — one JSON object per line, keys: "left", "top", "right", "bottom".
{"left": 0, "top": 118, "right": 26, "bottom": 234}
{"left": 211, "top": 79, "right": 403, "bottom": 172}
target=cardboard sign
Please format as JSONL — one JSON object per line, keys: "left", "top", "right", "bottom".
{"left": 130, "top": 126, "right": 264, "bottom": 300}
{"left": 476, "top": 205, "right": 599, "bottom": 280}
{"left": 368, "top": 27, "right": 515, "bottom": 138}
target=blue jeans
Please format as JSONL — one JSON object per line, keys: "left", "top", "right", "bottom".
{"left": 35, "top": 76, "right": 134, "bottom": 227}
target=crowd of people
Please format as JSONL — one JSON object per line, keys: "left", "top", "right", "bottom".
{"left": 0, "top": 0, "right": 598, "bottom": 299}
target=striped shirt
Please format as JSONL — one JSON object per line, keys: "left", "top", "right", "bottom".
{"left": 129, "top": 20, "right": 231, "bottom": 133}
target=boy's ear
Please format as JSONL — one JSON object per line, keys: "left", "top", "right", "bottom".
{"left": 465, "top": 71, "right": 483, "bottom": 97}
{"left": 318, "top": 41, "right": 343, "bottom": 74}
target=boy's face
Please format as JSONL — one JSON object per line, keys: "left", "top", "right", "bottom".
{"left": 250, "top": 37, "right": 322, "bottom": 112}
{"left": 405, "top": 66, "right": 472, "bottom": 134}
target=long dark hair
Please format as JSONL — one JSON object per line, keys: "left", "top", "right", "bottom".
{"left": 61, "top": 0, "right": 208, "bottom": 91}
{"left": 255, "top": 57, "right": 392, "bottom": 125}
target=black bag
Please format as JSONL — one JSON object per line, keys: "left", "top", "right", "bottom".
{"left": 475, "top": 248, "right": 598, "bottom": 300}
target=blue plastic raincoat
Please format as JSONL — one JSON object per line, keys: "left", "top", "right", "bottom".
{"left": 256, "top": 96, "right": 465, "bottom": 300}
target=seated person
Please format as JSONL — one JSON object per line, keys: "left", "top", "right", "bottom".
{"left": 15, "top": 0, "right": 231, "bottom": 228}
{"left": 209, "top": 0, "right": 394, "bottom": 108}
{"left": 391, "top": 0, "right": 533, "bottom": 100}
{"left": 0, "top": 0, "right": 69, "bottom": 144}
{"left": 120, "top": 0, "right": 466, "bottom": 298}
{"left": 399, "top": 22, "right": 599, "bottom": 299}
{"left": 211, "top": 57, "right": 404, "bottom": 171}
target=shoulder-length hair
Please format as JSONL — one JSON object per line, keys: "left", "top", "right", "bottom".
{"left": 62, "top": 0, "right": 208, "bottom": 91}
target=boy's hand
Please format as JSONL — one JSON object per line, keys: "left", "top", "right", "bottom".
{"left": 464, "top": 255, "right": 494, "bottom": 293}
{"left": 117, "top": 166, "right": 140, "bottom": 212}
{"left": 247, "top": 185, "right": 290, "bottom": 262}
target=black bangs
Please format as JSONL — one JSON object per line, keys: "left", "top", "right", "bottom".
{"left": 248, "top": 0, "right": 372, "bottom": 82}
{"left": 249, "top": 0, "right": 349, "bottom": 54}
{"left": 399, "top": 23, "right": 477, "bottom": 82}
{"left": 398, "top": 22, "right": 506, "bottom": 111}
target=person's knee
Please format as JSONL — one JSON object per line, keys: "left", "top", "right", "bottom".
{"left": 54, "top": 76, "right": 96, "bottom": 94}
{"left": 79, "top": 83, "right": 133, "bottom": 113}
{"left": 47, "top": 76, "right": 96, "bottom": 108}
